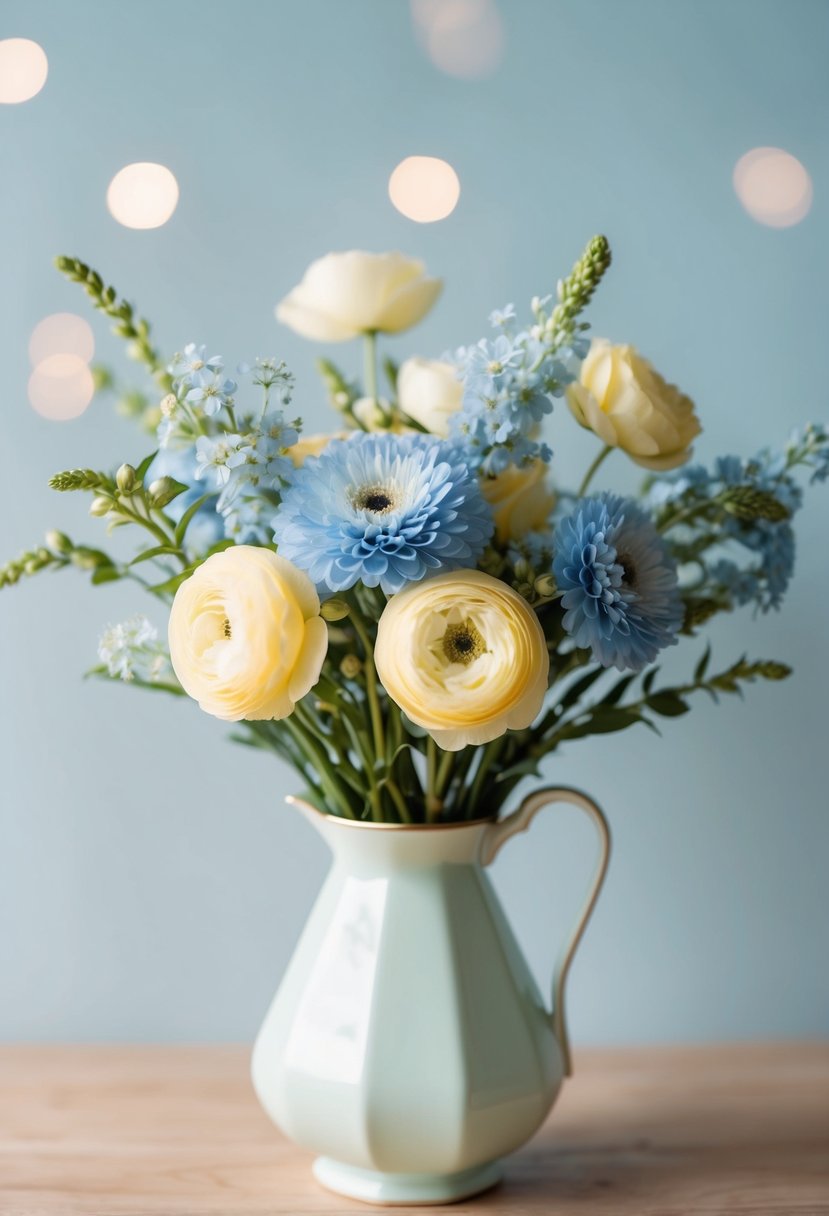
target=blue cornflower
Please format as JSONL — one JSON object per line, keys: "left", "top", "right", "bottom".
{"left": 194, "top": 434, "right": 251, "bottom": 485}
{"left": 489, "top": 304, "right": 517, "bottom": 329}
{"left": 464, "top": 335, "right": 525, "bottom": 396}
{"left": 223, "top": 494, "right": 273, "bottom": 545}
{"left": 168, "top": 344, "right": 223, "bottom": 386}
{"left": 272, "top": 432, "right": 494, "bottom": 596}
{"left": 553, "top": 493, "right": 683, "bottom": 671}
{"left": 185, "top": 368, "right": 238, "bottom": 416}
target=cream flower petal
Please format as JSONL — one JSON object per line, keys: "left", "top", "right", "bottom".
{"left": 275, "top": 293, "right": 360, "bottom": 342}
{"left": 374, "top": 275, "right": 443, "bottom": 333}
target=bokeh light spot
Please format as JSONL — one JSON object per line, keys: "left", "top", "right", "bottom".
{"left": 29, "top": 313, "right": 94, "bottom": 368}
{"left": 28, "top": 355, "right": 95, "bottom": 421}
{"left": 411, "top": 0, "right": 503, "bottom": 79}
{"left": 733, "top": 147, "right": 813, "bottom": 228}
{"left": 389, "top": 156, "right": 461, "bottom": 223}
{"left": 0, "top": 38, "right": 48, "bottom": 104}
{"left": 106, "top": 162, "right": 179, "bottom": 230}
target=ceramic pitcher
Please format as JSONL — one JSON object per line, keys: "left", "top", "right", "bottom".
{"left": 251, "top": 785, "right": 610, "bottom": 1206}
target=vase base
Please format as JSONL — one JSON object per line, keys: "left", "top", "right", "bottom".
{"left": 312, "top": 1156, "right": 502, "bottom": 1206}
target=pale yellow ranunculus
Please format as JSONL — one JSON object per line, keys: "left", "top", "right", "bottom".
{"left": 567, "top": 340, "right": 701, "bottom": 471}
{"left": 481, "top": 460, "right": 556, "bottom": 543}
{"left": 276, "top": 251, "right": 442, "bottom": 343}
{"left": 168, "top": 546, "right": 328, "bottom": 722}
{"left": 290, "top": 431, "right": 347, "bottom": 466}
{"left": 375, "top": 570, "right": 549, "bottom": 752}
{"left": 397, "top": 357, "right": 463, "bottom": 436}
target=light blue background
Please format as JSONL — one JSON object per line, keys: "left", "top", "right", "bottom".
{"left": 2, "top": 0, "right": 827, "bottom": 1043}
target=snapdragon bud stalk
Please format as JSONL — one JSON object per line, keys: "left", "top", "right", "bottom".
{"left": 45, "top": 530, "right": 73, "bottom": 555}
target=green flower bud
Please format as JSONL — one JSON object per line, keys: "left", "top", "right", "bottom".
{"left": 147, "top": 477, "right": 177, "bottom": 508}
{"left": 116, "top": 463, "right": 137, "bottom": 493}
{"left": 340, "top": 654, "right": 362, "bottom": 679}
{"left": 45, "top": 530, "right": 72, "bottom": 554}
{"left": 534, "top": 573, "right": 557, "bottom": 598}
{"left": 321, "top": 598, "right": 350, "bottom": 622}
{"left": 89, "top": 496, "right": 113, "bottom": 517}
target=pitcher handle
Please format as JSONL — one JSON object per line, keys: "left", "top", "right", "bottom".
{"left": 480, "top": 786, "right": 611, "bottom": 1077}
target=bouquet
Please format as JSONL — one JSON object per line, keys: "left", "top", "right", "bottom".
{"left": 5, "top": 238, "right": 827, "bottom": 824}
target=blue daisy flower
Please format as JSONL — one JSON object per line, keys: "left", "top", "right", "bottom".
{"left": 272, "top": 432, "right": 494, "bottom": 596}
{"left": 553, "top": 493, "right": 683, "bottom": 671}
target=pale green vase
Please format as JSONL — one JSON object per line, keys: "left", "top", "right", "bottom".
{"left": 251, "top": 786, "right": 611, "bottom": 1206}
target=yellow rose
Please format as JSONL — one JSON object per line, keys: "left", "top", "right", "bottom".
{"left": 375, "top": 570, "right": 549, "bottom": 752}
{"left": 567, "top": 340, "right": 701, "bottom": 471}
{"left": 481, "top": 460, "right": 556, "bottom": 543}
{"left": 276, "top": 251, "right": 442, "bottom": 342}
{"left": 397, "top": 357, "right": 462, "bottom": 436}
{"left": 168, "top": 546, "right": 328, "bottom": 722}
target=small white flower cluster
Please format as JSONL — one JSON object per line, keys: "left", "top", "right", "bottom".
{"left": 97, "top": 615, "right": 172, "bottom": 683}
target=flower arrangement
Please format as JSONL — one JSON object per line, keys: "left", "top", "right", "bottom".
{"left": 5, "top": 239, "right": 828, "bottom": 823}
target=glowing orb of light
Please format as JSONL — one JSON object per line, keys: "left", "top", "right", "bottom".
{"left": 0, "top": 38, "right": 48, "bottom": 104}
{"left": 106, "top": 162, "right": 180, "bottom": 230}
{"left": 29, "top": 313, "right": 95, "bottom": 367}
{"left": 28, "top": 355, "right": 95, "bottom": 421}
{"left": 389, "top": 156, "right": 461, "bottom": 223}
{"left": 733, "top": 147, "right": 813, "bottom": 228}
{"left": 411, "top": 0, "right": 503, "bottom": 79}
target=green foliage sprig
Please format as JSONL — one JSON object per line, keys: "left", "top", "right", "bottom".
{"left": 54, "top": 256, "right": 172, "bottom": 391}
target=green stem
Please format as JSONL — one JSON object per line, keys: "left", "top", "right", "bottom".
{"left": 466, "top": 739, "right": 503, "bottom": 817}
{"left": 383, "top": 777, "right": 413, "bottom": 824}
{"left": 364, "top": 330, "right": 377, "bottom": 402}
{"left": 282, "top": 715, "right": 356, "bottom": 819}
{"left": 434, "top": 747, "right": 454, "bottom": 802}
{"left": 349, "top": 604, "right": 385, "bottom": 763}
{"left": 426, "top": 735, "right": 441, "bottom": 822}
{"left": 577, "top": 444, "right": 613, "bottom": 497}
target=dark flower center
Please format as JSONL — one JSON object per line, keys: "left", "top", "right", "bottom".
{"left": 223, "top": 617, "right": 232, "bottom": 639}
{"left": 617, "top": 551, "right": 637, "bottom": 589}
{"left": 442, "top": 620, "right": 486, "bottom": 666}
{"left": 354, "top": 484, "right": 396, "bottom": 514}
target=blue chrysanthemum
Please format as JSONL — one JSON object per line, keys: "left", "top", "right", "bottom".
{"left": 553, "top": 493, "right": 683, "bottom": 671}
{"left": 272, "top": 433, "right": 494, "bottom": 596}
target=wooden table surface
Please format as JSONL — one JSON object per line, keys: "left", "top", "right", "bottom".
{"left": 1, "top": 1044, "right": 827, "bottom": 1215}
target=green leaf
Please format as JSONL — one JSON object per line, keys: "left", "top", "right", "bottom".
{"left": 383, "top": 356, "right": 399, "bottom": 393}
{"left": 129, "top": 545, "right": 181, "bottom": 566}
{"left": 562, "top": 707, "right": 642, "bottom": 739}
{"left": 602, "top": 672, "right": 637, "bottom": 707}
{"left": 496, "top": 758, "right": 542, "bottom": 784}
{"left": 642, "top": 667, "right": 659, "bottom": 695}
{"left": 147, "top": 567, "right": 195, "bottom": 597}
{"left": 646, "top": 692, "right": 690, "bottom": 717}
{"left": 90, "top": 566, "right": 122, "bottom": 585}
{"left": 135, "top": 451, "right": 158, "bottom": 483}
{"left": 694, "top": 645, "right": 711, "bottom": 683}
{"left": 557, "top": 665, "right": 604, "bottom": 712}
{"left": 174, "top": 494, "right": 213, "bottom": 546}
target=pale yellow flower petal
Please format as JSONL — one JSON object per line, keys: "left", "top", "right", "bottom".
{"left": 568, "top": 339, "right": 701, "bottom": 469}
{"left": 168, "top": 546, "right": 327, "bottom": 722}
